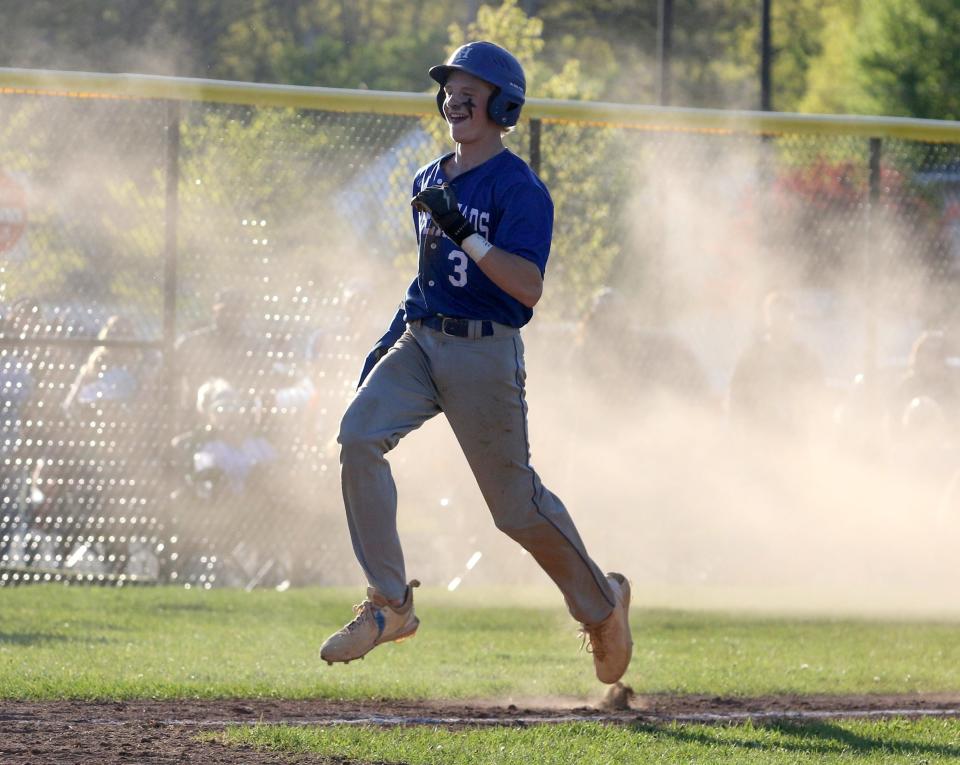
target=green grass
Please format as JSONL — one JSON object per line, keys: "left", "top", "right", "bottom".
{"left": 223, "top": 718, "right": 960, "bottom": 764}
{"left": 2, "top": 584, "right": 960, "bottom": 699}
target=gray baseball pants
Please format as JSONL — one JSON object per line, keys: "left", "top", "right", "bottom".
{"left": 337, "top": 320, "right": 616, "bottom": 626}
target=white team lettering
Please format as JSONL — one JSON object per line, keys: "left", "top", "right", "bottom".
{"left": 456, "top": 204, "right": 492, "bottom": 239}
{"left": 478, "top": 211, "right": 490, "bottom": 238}
{"left": 421, "top": 204, "right": 492, "bottom": 242}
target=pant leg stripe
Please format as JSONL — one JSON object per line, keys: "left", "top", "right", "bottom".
{"left": 511, "top": 336, "right": 614, "bottom": 609}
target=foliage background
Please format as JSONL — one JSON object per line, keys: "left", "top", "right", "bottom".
{"left": 2, "top": 0, "right": 958, "bottom": 119}
{"left": 2, "top": 0, "right": 958, "bottom": 322}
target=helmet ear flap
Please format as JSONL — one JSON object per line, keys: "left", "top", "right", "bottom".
{"left": 488, "top": 86, "right": 524, "bottom": 127}
{"left": 435, "top": 86, "right": 445, "bottom": 119}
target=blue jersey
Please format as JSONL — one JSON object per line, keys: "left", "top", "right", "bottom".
{"left": 404, "top": 149, "right": 553, "bottom": 328}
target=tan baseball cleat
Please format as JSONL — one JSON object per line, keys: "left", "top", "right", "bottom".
{"left": 580, "top": 572, "right": 633, "bottom": 684}
{"left": 320, "top": 580, "right": 420, "bottom": 665}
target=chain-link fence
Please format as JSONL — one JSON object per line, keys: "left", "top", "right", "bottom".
{"left": 2, "top": 70, "right": 960, "bottom": 592}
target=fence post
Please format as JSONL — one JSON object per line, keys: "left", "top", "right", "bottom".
{"left": 656, "top": 0, "right": 674, "bottom": 106}
{"left": 866, "top": 136, "right": 882, "bottom": 377}
{"left": 162, "top": 100, "right": 181, "bottom": 431}
{"left": 760, "top": 0, "right": 773, "bottom": 112}
{"left": 529, "top": 117, "right": 541, "bottom": 177}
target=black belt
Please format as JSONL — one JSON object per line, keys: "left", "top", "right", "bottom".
{"left": 419, "top": 315, "right": 494, "bottom": 338}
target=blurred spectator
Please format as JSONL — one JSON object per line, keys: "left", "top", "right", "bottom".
{"left": 56, "top": 315, "right": 161, "bottom": 577}
{"left": 257, "top": 330, "right": 311, "bottom": 434}
{"left": 0, "top": 299, "right": 43, "bottom": 436}
{"left": 279, "top": 327, "right": 336, "bottom": 439}
{"left": 728, "top": 290, "right": 825, "bottom": 436}
{"left": 172, "top": 377, "right": 278, "bottom": 500}
{"left": 62, "top": 315, "right": 153, "bottom": 420}
{"left": 166, "top": 377, "right": 284, "bottom": 585}
{"left": 2, "top": 297, "right": 43, "bottom": 338}
{"left": 889, "top": 330, "right": 960, "bottom": 435}
{"left": 899, "top": 395, "right": 954, "bottom": 456}
{"left": 19, "top": 458, "right": 74, "bottom": 569}
{"left": 889, "top": 391, "right": 960, "bottom": 524}
{"left": 832, "top": 369, "right": 891, "bottom": 461}
{"left": 45, "top": 306, "right": 101, "bottom": 389}
{"left": 0, "top": 349, "right": 34, "bottom": 557}
{"left": 0, "top": 467, "right": 26, "bottom": 563}
{"left": 573, "top": 287, "right": 709, "bottom": 402}
{"left": 174, "top": 289, "right": 257, "bottom": 428}
{"left": 0, "top": 348, "right": 35, "bottom": 456}
{"left": 0, "top": 299, "right": 41, "bottom": 555}
{"left": 880, "top": 330, "right": 960, "bottom": 495}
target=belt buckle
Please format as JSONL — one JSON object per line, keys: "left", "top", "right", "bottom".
{"left": 441, "top": 317, "right": 466, "bottom": 337}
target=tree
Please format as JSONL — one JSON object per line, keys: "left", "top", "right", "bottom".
{"left": 802, "top": 0, "right": 960, "bottom": 120}
{"left": 215, "top": 0, "right": 464, "bottom": 90}
{"left": 536, "top": 0, "right": 833, "bottom": 111}
{"left": 0, "top": 0, "right": 249, "bottom": 77}
{"left": 534, "top": 0, "right": 659, "bottom": 103}
{"left": 797, "top": 1, "right": 863, "bottom": 115}
{"left": 1, "top": 0, "right": 852, "bottom": 114}
{"left": 769, "top": 0, "right": 843, "bottom": 112}
{"left": 0, "top": 0, "right": 465, "bottom": 90}
{"left": 856, "top": 0, "right": 960, "bottom": 120}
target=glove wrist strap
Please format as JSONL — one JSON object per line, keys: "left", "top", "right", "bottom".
{"left": 438, "top": 212, "right": 474, "bottom": 246}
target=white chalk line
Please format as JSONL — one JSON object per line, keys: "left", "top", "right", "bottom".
{"left": 5, "top": 708, "right": 960, "bottom": 729}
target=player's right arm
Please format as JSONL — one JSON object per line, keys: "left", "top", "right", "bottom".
{"left": 466, "top": 242, "right": 543, "bottom": 308}
{"left": 411, "top": 182, "right": 550, "bottom": 308}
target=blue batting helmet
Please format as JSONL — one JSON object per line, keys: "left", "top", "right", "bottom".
{"left": 429, "top": 41, "right": 526, "bottom": 128}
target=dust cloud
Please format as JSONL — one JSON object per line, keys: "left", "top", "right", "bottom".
{"left": 4, "top": 77, "right": 959, "bottom": 618}
{"left": 383, "top": 132, "right": 960, "bottom": 619}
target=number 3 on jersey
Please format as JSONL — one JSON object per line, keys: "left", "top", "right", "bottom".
{"left": 448, "top": 250, "right": 468, "bottom": 287}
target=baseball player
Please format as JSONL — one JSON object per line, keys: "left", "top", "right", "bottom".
{"left": 320, "top": 41, "right": 632, "bottom": 685}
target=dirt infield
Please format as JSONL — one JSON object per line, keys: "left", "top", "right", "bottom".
{"left": 4, "top": 694, "right": 960, "bottom": 764}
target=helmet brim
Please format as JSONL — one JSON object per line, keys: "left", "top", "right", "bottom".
{"left": 428, "top": 64, "right": 454, "bottom": 85}
{"left": 429, "top": 63, "right": 496, "bottom": 89}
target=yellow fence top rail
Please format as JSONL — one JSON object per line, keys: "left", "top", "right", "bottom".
{"left": 2, "top": 67, "right": 960, "bottom": 143}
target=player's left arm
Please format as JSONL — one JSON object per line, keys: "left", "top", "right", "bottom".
{"left": 412, "top": 183, "right": 547, "bottom": 308}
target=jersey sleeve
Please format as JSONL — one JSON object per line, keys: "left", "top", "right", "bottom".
{"left": 493, "top": 182, "right": 554, "bottom": 275}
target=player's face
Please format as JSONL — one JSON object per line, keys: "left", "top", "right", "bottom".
{"left": 442, "top": 71, "right": 497, "bottom": 144}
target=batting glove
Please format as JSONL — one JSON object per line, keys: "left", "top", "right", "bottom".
{"left": 411, "top": 183, "right": 475, "bottom": 246}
